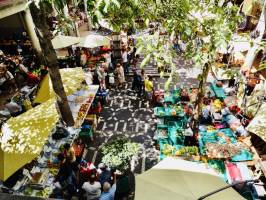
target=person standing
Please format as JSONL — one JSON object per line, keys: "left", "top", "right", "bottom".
{"left": 140, "top": 69, "right": 147, "bottom": 97}
{"left": 132, "top": 70, "right": 142, "bottom": 96}
{"left": 100, "top": 173, "right": 117, "bottom": 200}
{"left": 115, "top": 63, "right": 125, "bottom": 88}
{"left": 80, "top": 50, "right": 88, "bottom": 67}
{"left": 82, "top": 174, "right": 101, "bottom": 200}
{"left": 144, "top": 76, "right": 154, "bottom": 102}
{"left": 121, "top": 49, "right": 129, "bottom": 75}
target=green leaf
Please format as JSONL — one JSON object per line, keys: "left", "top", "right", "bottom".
{"left": 135, "top": 46, "right": 143, "bottom": 55}
{"left": 111, "top": 0, "right": 120, "bottom": 8}
{"left": 140, "top": 54, "right": 151, "bottom": 68}
{"left": 145, "top": 18, "right": 150, "bottom": 27}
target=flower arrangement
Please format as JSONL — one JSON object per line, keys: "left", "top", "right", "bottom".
{"left": 101, "top": 137, "right": 140, "bottom": 172}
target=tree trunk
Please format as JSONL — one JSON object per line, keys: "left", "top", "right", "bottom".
{"left": 193, "top": 63, "right": 211, "bottom": 133}
{"left": 29, "top": 2, "right": 74, "bottom": 126}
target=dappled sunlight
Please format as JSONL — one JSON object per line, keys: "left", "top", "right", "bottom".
{"left": 247, "top": 103, "right": 266, "bottom": 142}
{"left": 0, "top": 99, "right": 58, "bottom": 154}
{"left": 35, "top": 67, "right": 85, "bottom": 103}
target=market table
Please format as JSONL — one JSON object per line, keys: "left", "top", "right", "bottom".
{"left": 210, "top": 82, "right": 226, "bottom": 100}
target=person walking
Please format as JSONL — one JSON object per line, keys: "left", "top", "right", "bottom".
{"left": 144, "top": 76, "right": 154, "bottom": 102}
{"left": 132, "top": 70, "right": 142, "bottom": 96}
{"left": 115, "top": 63, "right": 125, "bottom": 89}
{"left": 121, "top": 49, "right": 129, "bottom": 75}
{"left": 140, "top": 69, "right": 147, "bottom": 97}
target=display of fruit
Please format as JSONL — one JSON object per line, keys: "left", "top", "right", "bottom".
{"left": 162, "top": 144, "right": 175, "bottom": 156}
{"left": 171, "top": 110, "right": 177, "bottom": 116}
{"left": 175, "top": 146, "right": 199, "bottom": 157}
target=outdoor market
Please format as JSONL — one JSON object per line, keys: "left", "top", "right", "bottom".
{"left": 0, "top": 0, "right": 266, "bottom": 200}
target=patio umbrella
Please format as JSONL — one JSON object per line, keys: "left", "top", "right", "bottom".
{"left": 136, "top": 157, "right": 244, "bottom": 200}
{"left": 78, "top": 34, "right": 111, "bottom": 48}
{"left": 0, "top": 99, "right": 58, "bottom": 181}
{"left": 52, "top": 35, "right": 80, "bottom": 49}
{"left": 34, "top": 67, "right": 85, "bottom": 104}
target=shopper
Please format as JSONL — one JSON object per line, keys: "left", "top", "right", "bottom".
{"left": 144, "top": 76, "right": 154, "bottom": 102}
{"left": 82, "top": 174, "right": 101, "bottom": 200}
{"left": 140, "top": 69, "right": 147, "bottom": 97}
{"left": 114, "top": 63, "right": 125, "bottom": 89}
{"left": 100, "top": 173, "right": 117, "bottom": 200}
{"left": 121, "top": 49, "right": 129, "bottom": 75}
{"left": 98, "top": 163, "right": 112, "bottom": 187}
{"left": 132, "top": 70, "right": 142, "bottom": 96}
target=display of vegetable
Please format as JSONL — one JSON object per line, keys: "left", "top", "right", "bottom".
{"left": 175, "top": 146, "right": 199, "bottom": 156}
{"left": 162, "top": 144, "right": 176, "bottom": 156}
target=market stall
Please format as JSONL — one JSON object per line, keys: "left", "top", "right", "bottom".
{"left": 154, "top": 84, "right": 266, "bottom": 198}
{"left": 34, "top": 67, "right": 85, "bottom": 104}
{"left": 0, "top": 84, "right": 99, "bottom": 198}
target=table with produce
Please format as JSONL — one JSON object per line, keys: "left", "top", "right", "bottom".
{"left": 13, "top": 86, "right": 99, "bottom": 198}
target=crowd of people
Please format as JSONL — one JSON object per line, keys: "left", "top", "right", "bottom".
{"left": 51, "top": 141, "right": 132, "bottom": 200}
{"left": 0, "top": 48, "right": 48, "bottom": 95}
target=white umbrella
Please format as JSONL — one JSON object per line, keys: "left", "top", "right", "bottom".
{"left": 51, "top": 35, "right": 80, "bottom": 49}
{"left": 78, "top": 34, "right": 111, "bottom": 48}
{"left": 136, "top": 157, "right": 244, "bottom": 200}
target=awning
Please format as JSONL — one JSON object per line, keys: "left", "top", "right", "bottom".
{"left": 0, "top": 100, "right": 59, "bottom": 181}
{"left": 78, "top": 34, "right": 111, "bottom": 48}
{"left": 136, "top": 157, "right": 244, "bottom": 200}
{"left": 246, "top": 103, "right": 266, "bottom": 142}
{"left": 34, "top": 68, "right": 85, "bottom": 104}
{"left": 52, "top": 35, "right": 80, "bottom": 49}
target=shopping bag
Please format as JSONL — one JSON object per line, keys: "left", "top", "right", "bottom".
{"left": 109, "top": 76, "right": 115, "bottom": 84}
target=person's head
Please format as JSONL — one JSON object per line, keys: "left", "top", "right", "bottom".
{"left": 148, "top": 76, "right": 152, "bottom": 81}
{"left": 103, "top": 182, "right": 111, "bottom": 192}
{"left": 63, "top": 143, "right": 71, "bottom": 151}
{"left": 89, "top": 174, "right": 96, "bottom": 183}
{"left": 116, "top": 63, "right": 121, "bottom": 68}
{"left": 98, "top": 163, "right": 106, "bottom": 170}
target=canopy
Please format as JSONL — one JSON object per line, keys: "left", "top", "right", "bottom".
{"left": 246, "top": 103, "right": 266, "bottom": 142}
{"left": 78, "top": 34, "right": 111, "bottom": 48}
{"left": 136, "top": 157, "right": 244, "bottom": 200}
{"left": 34, "top": 68, "right": 85, "bottom": 104}
{"left": 0, "top": 100, "right": 58, "bottom": 181}
{"left": 52, "top": 35, "right": 80, "bottom": 49}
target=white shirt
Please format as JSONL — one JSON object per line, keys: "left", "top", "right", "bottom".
{"left": 82, "top": 181, "right": 101, "bottom": 200}
{"left": 122, "top": 52, "right": 128, "bottom": 63}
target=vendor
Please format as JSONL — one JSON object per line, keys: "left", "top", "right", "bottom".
{"left": 5, "top": 99, "right": 22, "bottom": 117}
{"left": 63, "top": 143, "right": 76, "bottom": 164}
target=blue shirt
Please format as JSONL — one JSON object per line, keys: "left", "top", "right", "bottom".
{"left": 100, "top": 183, "right": 116, "bottom": 200}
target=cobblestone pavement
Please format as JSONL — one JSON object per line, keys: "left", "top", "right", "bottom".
{"left": 85, "top": 55, "right": 200, "bottom": 174}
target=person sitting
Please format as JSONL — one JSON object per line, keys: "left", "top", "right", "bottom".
{"left": 100, "top": 173, "right": 117, "bottom": 200}
{"left": 82, "top": 174, "right": 101, "bottom": 200}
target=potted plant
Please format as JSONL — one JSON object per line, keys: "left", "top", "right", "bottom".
{"left": 101, "top": 137, "right": 140, "bottom": 172}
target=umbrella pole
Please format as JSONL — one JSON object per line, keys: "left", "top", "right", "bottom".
{"left": 198, "top": 180, "right": 255, "bottom": 200}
